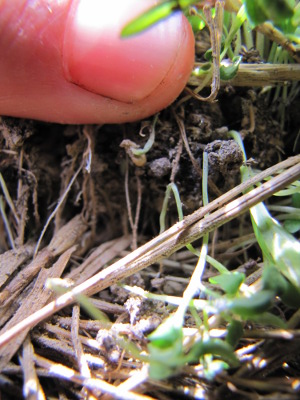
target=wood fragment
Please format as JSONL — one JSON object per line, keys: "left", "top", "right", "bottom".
{"left": 0, "top": 246, "right": 76, "bottom": 370}
{"left": 0, "top": 242, "right": 34, "bottom": 288}
{"left": 0, "top": 214, "right": 87, "bottom": 309}
{"left": 66, "top": 236, "right": 131, "bottom": 284}
{"left": 34, "top": 354, "right": 155, "bottom": 400}
{"left": 189, "top": 63, "right": 300, "bottom": 87}
{"left": 21, "top": 336, "right": 46, "bottom": 400}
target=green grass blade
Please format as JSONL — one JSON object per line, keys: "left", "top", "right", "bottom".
{"left": 121, "top": 1, "right": 177, "bottom": 37}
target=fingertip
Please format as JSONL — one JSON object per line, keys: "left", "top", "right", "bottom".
{"left": 63, "top": 0, "right": 194, "bottom": 104}
{"left": 0, "top": 0, "right": 194, "bottom": 124}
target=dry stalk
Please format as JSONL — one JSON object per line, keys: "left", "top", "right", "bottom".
{"left": 0, "top": 156, "right": 299, "bottom": 361}
{"left": 217, "top": 374, "right": 300, "bottom": 395}
{"left": 0, "top": 195, "right": 16, "bottom": 250}
{"left": 187, "top": 1, "right": 224, "bottom": 102}
{"left": 34, "top": 354, "right": 155, "bottom": 400}
{"left": 0, "top": 246, "right": 76, "bottom": 370}
{"left": 33, "top": 163, "right": 83, "bottom": 257}
{"left": 189, "top": 63, "right": 300, "bottom": 87}
{"left": 0, "top": 242, "right": 35, "bottom": 288}
{"left": 0, "top": 214, "right": 87, "bottom": 313}
{"left": 21, "top": 336, "right": 46, "bottom": 400}
{"left": 0, "top": 172, "right": 19, "bottom": 225}
{"left": 256, "top": 22, "right": 300, "bottom": 63}
{"left": 124, "top": 160, "right": 143, "bottom": 250}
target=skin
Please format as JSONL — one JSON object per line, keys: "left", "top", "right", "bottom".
{"left": 0, "top": 0, "right": 195, "bottom": 124}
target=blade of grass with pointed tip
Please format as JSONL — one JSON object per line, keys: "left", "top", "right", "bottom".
{"left": 121, "top": 1, "right": 177, "bottom": 37}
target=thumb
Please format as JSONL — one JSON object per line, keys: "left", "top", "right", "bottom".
{"left": 0, "top": 0, "right": 194, "bottom": 124}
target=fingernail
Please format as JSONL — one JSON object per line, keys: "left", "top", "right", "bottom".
{"left": 63, "top": 0, "right": 184, "bottom": 103}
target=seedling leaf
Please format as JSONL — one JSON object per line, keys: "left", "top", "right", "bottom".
{"left": 209, "top": 271, "right": 245, "bottom": 296}
{"left": 220, "top": 56, "right": 242, "bottom": 81}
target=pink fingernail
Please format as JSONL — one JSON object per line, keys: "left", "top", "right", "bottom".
{"left": 63, "top": 0, "right": 183, "bottom": 103}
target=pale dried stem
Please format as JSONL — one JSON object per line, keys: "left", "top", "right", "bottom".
{"left": 256, "top": 22, "right": 300, "bottom": 63}
{"left": 0, "top": 246, "right": 76, "bottom": 369}
{"left": 170, "top": 136, "right": 183, "bottom": 184}
{"left": 34, "top": 354, "right": 155, "bottom": 400}
{"left": 34, "top": 163, "right": 83, "bottom": 257}
{"left": 21, "top": 336, "right": 46, "bottom": 400}
{"left": 189, "top": 63, "right": 300, "bottom": 87}
{"left": 0, "top": 172, "right": 19, "bottom": 224}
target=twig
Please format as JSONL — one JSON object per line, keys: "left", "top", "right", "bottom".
{"left": 170, "top": 136, "right": 183, "bottom": 184}
{"left": 0, "top": 246, "right": 76, "bottom": 370}
{"left": 0, "top": 195, "right": 16, "bottom": 250}
{"left": 33, "top": 163, "right": 83, "bottom": 257}
{"left": 0, "top": 172, "right": 19, "bottom": 224}
{"left": 21, "top": 336, "right": 46, "bottom": 400}
{"left": 34, "top": 355, "right": 155, "bottom": 400}
{"left": 133, "top": 173, "right": 143, "bottom": 250}
{"left": 191, "top": 1, "right": 224, "bottom": 102}
{"left": 256, "top": 22, "right": 300, "bottom": 63}
{"left": 124, "top": 159, "right": 142, "bottom": 250}
{"left": 189, "top": 63, "right": 300, "bottom": 87}
{"left": 71, "top": 304, "right": 92, "bottom": 399}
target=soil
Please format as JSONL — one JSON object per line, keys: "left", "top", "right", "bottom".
{"left": 0, "top": 44, "right": 299, "bottom": 400}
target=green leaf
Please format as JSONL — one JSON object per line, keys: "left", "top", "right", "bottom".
{"left": 292, "top": 7, "right": 300, "bottom": 27}
{"left": 193, "top": 62, "right": 212, "bottom": 77}
{"left": 209, "top": 271, "right": 245, "bottom": 296}
{"left": 147, "top": 317, "right": 185, "bottom": 379}
{"left": 204, "top": 48, "right": 213, "bottom": 62}
{"left": 264, "top": 0, "right": 294, "bottom": 23}
{"left": 243, "top": 0, "right": 295, "bottom": 27}
{"left": 243, "top": 0, "right": 269, "bottom": 26}
{"left": 220, "top": 56, "right": 242, "bottom": 81}
{"left": 228, "top": 290, "right": 275, "bottom": 318}
{"left": 280, "top": 281, "right": 300, "bottom": 308}
{"left": 239, "top": 164, "right": 300, "bottom": 290}
{"left": 121, "top": 0, "right": 196, "bottom": 37}
{"left": 262, "top": 264, "right": 289, "bottom": 295}
{"left": 121, "top": 1, "right": 176, "bottom": 37}
{"left": 250, "top": 312, "right": 287, "bottom": 328}
{"left": 187, "top": 338, "right": 239, "bottom": 368}
{"left": 187, "top": 15, "right": 206, "bottom": 33}
{"left": 284, "top": 219, "right": 300, "bottom": 234}
{"left": 148, "top": 336, "right": 183, "bottom": 367}
{"left": 226, "top": 320, "right": 244, "bottom": 348}
{"left": 148, "top": 317, "right": 183, "bottom": 349}
{"left": 250, "top": 202, "right": 300, "bottom": 288}
{"left": 292, "top": 192, "right": 300, "bottom": 208}
{"left": 263, "top": 266, "right": 300, "bottom": 308}
{"left": 148, "top": 359, "right": 177, "bottom": 380}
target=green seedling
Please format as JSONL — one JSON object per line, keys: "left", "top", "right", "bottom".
{"left": 147, "top": 151, "right": 241, "bottom": 380}
{"left": 209, "top": 271, "right": 245, "bottom": 296}
{"left": 227, "top": 290, "right": 275, "bottom": 318}
{"left": 284, "top": 192, "right": 300, "bottom": 233}
{"left": 229, "top": 130, "right": 300, "bottom": 301}
{"left": 120, "top": 113, "right": 158, "bottom": 166}
{"left": 243, "top": 0, "right": 296, "bottom": 30}
{"left": 263, "top": 265, "right": 300, "bottom": 308}
{"left": 220, "top": 56, "right": 242, "bottom": 80}
{"left": 226, "top": 319, "right": 244, "bottom": 347}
